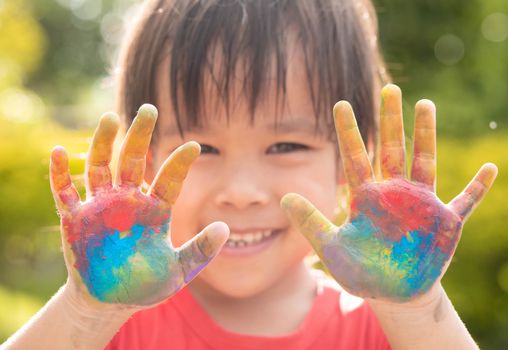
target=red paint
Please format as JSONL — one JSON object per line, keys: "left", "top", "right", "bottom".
{"left": 103, "top": 202, "right": 136, "bottom": 232}
{"left": 380, "top": 188, "right": 436, "bottom": 232}
{"left": 352, "top": 179, "right": 460, "bottom": 252}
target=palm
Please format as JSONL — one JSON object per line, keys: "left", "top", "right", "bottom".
{"left": 51, "top": 105, "right": 227, "bottom": 307}
{"left": 282, "top": 85, "right": 497, "bottom": 302}
{"left": 327, "top": 179, "right": 461, "bottom": 300}
{"left": 62, "top": 189, "right": 178, "bottom": 305}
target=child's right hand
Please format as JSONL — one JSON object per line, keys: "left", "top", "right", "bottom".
{"left": 50, "top": 104, "right": 228, "bottom": 309}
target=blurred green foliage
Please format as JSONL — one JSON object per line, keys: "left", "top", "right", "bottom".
{"left": 377, "top": 0, "right": 508, "bottom": 136}
{"left": 438, "top": 134, "right": 508, "bottom": 349}
{"left": 0, "top": 0, "right": 507, "bottom": 348}
{"left": 0, "top": 286, "right": 44, "bottom": 341}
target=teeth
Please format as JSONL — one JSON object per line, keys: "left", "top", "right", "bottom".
{"left": 229, "top": 233, "right": 243, "bottom": 241}
{"left": 244, "top": 233, "right": 254, "bottom": 242}
{"left": 225, "top": 230, "right": 274, "bottom": 248}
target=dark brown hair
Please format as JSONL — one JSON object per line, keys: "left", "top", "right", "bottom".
{"left": 116, "top": 0, "right": 388, "bottom": 147}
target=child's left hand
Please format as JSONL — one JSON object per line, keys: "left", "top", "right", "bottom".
{"left": 281, "top": 84, "right": 497, "bottom": 303}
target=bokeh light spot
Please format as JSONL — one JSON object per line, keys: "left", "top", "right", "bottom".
{"left": 434, "top": 34, "right": 465, "bottom": 65}
{"left": 100, "top": 12, "right": 124, "bottom": 45}
{"left": 0, "top": 88, "right": 45, "bottom": 123}
{"left": 482, "top": 12, "right": 508, "bottom": 42}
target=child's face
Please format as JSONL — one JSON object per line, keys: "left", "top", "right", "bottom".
{"left": 149, "top": 56, "right": 340, "bottom": 298}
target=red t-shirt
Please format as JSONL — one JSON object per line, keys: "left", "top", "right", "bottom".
{"left": 106, "top": 277, "right": 391, "bottom": 349}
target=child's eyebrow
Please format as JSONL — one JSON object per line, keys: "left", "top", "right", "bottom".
{"left": 161, "top": 117, "right": 320, "bottom": 136}
{"left": 267, "top": 118, "right": 320, "bottom": 134}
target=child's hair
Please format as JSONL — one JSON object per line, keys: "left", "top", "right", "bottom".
{"left": 116, "top": 0, "right": 388, "bottom": 147}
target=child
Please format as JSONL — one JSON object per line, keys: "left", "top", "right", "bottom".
{"left": 2, "top": 0, "right": 497, "bottom": 349}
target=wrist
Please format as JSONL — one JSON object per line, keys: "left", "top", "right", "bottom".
{"left": 366, "top": 283, "right": 447, "bottom": 320}
{"left": 366, "top": 282, "right": 455, "bottom": 323}
{"left": 58, "top": 281, "right": 138, "bottom": 348}
{"left": 366, "top": 284, "right": 478, "bottom": 350}
{"left": 61, "top": 280, "right": 138, "bottom": 325}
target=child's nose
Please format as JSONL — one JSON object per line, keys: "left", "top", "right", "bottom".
{"left": 214, "top": 167, "right": 271, "bottom": 209}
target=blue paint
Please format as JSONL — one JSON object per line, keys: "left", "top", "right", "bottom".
{"left": 80, "top": 224, "right": 170, "bottom": 301}
{"left": 391, "top": 230, "right": 421, "bottom": 261}
{"left": 390, "top": 230, "right": 446, "bottom": 296}
{"left": 323, "top": 214, "right": 448, "bottom": 299}
{"left": 347, "top": 213, "right": 379, "bottom": 238}
{"left": 83, "top": 225, "right": 144, "bottom": 300}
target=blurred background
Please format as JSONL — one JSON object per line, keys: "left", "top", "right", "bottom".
{"left": 0, "top": 0, "right": 507, "bottom": 348}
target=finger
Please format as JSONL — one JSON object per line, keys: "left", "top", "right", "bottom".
{"left": 333, "top": 101, "right": 374, "bottom": 189}
{"left": 178, "top": 222, "right": 229, "bottom": 283}
{"left": 148, "top": 141, "right": 200, "bottom": 205}
{"left": 50, "top": 146, "right": 80, "bottom": 214}
{"left": 380, "top": 84, "right": 406, "bottom": 179}
{"left": 280, "top": 193, "right": 335, "bottom": 251}
{"left": 448, "top": 163, "right": 498, "bottom": 220}
{"left": 116, "top": 104, "right": 158, "bottom": 187}
{"left": 86, "top": 112, "right": 120, "bottom": 196}
{"left": 410, "top": 99, "right": 436, "bottom": 190}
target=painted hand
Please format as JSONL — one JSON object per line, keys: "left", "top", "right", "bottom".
{"left": 281, "top": 85, "right": 497, "bottom": 302}
{"left": 50, "top": 105, "right": 228, "bottom": 307}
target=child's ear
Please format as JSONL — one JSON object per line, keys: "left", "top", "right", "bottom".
{"left": 144, "top": 149, "right": 156, "bottom": 185}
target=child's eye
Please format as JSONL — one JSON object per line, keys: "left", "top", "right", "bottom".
{"left": 266, "top": 142, "right": 309, "bottom": 154}
{"left": 199, "top": 143, "right": 219, "bottom": 155}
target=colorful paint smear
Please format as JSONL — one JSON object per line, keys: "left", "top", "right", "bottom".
{"left": 317, "top": 178, "right": 461, "bottom": 301}
{"left": 50, "top": 107, "right": 226, "bottom": 306}
{"left": 63, "top": 189, "right": 182, "bottom": 305}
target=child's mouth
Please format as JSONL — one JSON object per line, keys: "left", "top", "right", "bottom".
{"left": 220, "top": 229, "right": 281, "bottom": 256}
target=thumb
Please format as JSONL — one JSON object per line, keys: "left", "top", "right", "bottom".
{"left": 280, "top": 193, "right": 335, "bottom": 252}
{"left": 177, "top": 222, "right": 229, "bottom": 283}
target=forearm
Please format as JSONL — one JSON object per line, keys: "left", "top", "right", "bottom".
{"left": 1, "top": 283, "right": 135, "bottom": 350}
{"left": 368, "top": 284, "right": 478, "bottom": 350}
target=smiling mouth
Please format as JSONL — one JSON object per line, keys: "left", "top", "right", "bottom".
{"left": 224, "top": 229, "right": 278, "bottom": 248}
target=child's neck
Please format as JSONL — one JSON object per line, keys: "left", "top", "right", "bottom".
{"left": 188, "top": 263, "right": 317, "bottom": 336}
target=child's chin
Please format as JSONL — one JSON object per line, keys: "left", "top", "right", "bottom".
{"left": 194, "top": 265, "right": 282, "bottom": 299}
{"left": 210, "top": 278, "right": 277, "bottom": 299}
